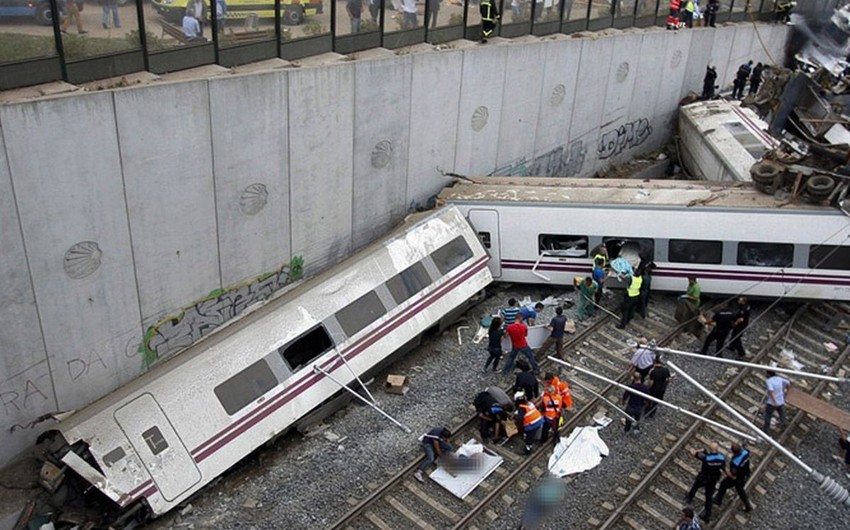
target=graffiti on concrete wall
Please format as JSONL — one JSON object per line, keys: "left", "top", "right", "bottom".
{"left": 139, "top": 256, "right": 305, "bottom": 368}
{"left": 597, "top": 117, "right": 652, "bottom": 160}
{"left": 490, "top": 139, "right": 587, "bottom": 178}
{"left": 1, "top": 362, "right": 52, "bottom": 422}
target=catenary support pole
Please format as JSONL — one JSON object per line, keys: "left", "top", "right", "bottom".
{"left": 313, "top": 365, "right": 411, "bottom": 433}
{"left": 548, "top": 357, "right": 758, "bottom": 442}
{"left": 334, "top": 350, "right": 377, "bottom": 404}
{"left": 667, "top": 361, "right": 850, "bottom": 508}
{"left": 567, "top": 377, "right": 637, "bottom": 424}
{"left": 655, "top": 346, "right": 850, "bottom": 383}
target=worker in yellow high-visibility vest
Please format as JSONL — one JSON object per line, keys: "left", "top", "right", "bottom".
{"left": 617, "top": 267, "right": 643, "bottom": 329}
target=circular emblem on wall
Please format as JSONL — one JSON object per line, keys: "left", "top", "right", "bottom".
{"left": 371, "top": 140, "right": 393, "bottom": 169}
{"left": 239, "top": 183, "right": 269, "bottom": 216}
{"left": 64, "top": 241, "right": 102, "bottom": 279}
{"left": 671, "top": 50, "right": 683, "bottom": 69}
{"left": 616, "top": 62, "right": 630, "bottom": 83}
{"left": 550, "top": 84, "right": 566, "bottom": 107}
{"left": 471, "top": 106, "right": 489, "bottom": 132}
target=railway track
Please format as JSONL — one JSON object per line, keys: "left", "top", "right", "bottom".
{"left": 595, "top": 301, "right": 850, "bottom": 530}
{"left": 329, "top": 295, "right": 707, "bottom": 530}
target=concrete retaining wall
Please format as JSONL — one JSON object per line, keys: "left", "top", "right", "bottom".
{"left": 0, "top": 22, "right": 789, "bottom": 468}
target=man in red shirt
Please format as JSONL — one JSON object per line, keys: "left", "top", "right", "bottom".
{"left": 501, "top": 314, "right": 540, "bottom": 375}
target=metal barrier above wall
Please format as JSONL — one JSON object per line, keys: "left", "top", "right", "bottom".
{"left": 0, "top": 0, "right": 830, "bottom": 91}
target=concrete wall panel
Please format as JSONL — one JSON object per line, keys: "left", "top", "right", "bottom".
{"left": 406, "top": 50, "right": 463, "bottom": 209}
{"left": 532, "top": 38, "right": 583, "bottom": 176}
{"left": 597, "top": 31, "right": 643, "bottom": 169}
{"left": 711, "top": 26, "right": 737, "bottom": 90}
{"left": 728, "top": 25, "right": 756, "bottom": 72}
{"left": 454, "top": 45, "right": 508, "bottom": 176}
{"left": 569, "top": 36, "right": 614, "bottom": 176}
{"left": 352, "top": 57, "right": 412, "bottom": 250}
{"left": 650, "top": 29, "right": 692, "bottom": 153}
{"left": 209, "top": 72, "right": 292, "bottom": 286}
{"left": 2, "top": 94, "right": 142, "bottom": 410}
{"left": 681, "top": 27, "right": 715, "bottom": 99}
{"left": 494, "top": 42, "right": 545, "bottom": 174}
{"left": 0, "top": 115, "right": 54, "bottom": 462}
{"left": 115, "top": 82, "right": 219, "bottom": 327}
{"left": 288, "top": 64, "right": 355, "bottom": 272}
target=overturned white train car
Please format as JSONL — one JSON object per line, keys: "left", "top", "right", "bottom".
{"left": 439, "top": 178, "right": 850, "bottom": 301}
{"left": 39, "top": 206, "right": 492, "bottom": 522}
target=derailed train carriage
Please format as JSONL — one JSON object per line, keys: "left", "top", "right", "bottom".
{"left": 37, "top": 206, "right": 492, "bottom": 524}
{"left": 439, "top": 178, "right": 850, "bottom": 301}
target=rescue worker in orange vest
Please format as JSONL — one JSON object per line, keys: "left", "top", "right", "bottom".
{"left": 617, "top": 267, "right": 643, "bottom": 330}
{"left": 667, "top": 0, "right": 680, "bottom": 30}
{"left": 514, "top": 391, "right": 543, "bottom": 455}
{"left": 480, "top": 0, "right": 500, "bottom": 43}
{"left": 544, "top": 372, "right": 574, "bottom": 411}
{"left": 539, "top": 383, "right": 563, "bottom": 444}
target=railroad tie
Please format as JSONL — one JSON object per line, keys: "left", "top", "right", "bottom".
{"left": 637, "top": 499, "right": 676, "bottom": 528}
{"left": 403, "top": 482, "right": 461, "bottom": 523}
{"left": 386, "top": 495, "right": 438, "bottom": 530}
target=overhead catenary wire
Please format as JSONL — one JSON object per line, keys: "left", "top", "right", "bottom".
{"left": 668, "top": 360, "right": 850, "bottom": 509}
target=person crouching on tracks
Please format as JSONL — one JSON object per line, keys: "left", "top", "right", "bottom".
{"left": 684, "top": 442, "right": 725, "bottom": 523}
{"left": 514, "top": 392, "right": 543, "bottom": 455}
{"left": 510, "top": 360, "right": 540, "bottom": 400}
{"left": 544, "top": 372, "right": 574, "bottom": 413}
{"left": 675, "top": 507, "right": 701, "bottom": 530}
{"left": 414, "top": 427, "right": 453, "bottom": 483}
{"left": 622, "top": 373, "right": 649, "bottom": 434}
{"left": 502, "top": 313, "right": 540, "bottom": 375}
{"left": 485, "top": 316, "right": 505, "bottom": 372}
{"left": 474, "top": 390, "right": 511, "bottom": 443}
{"left": 539, "top": 382, "right": 563, "bottom": 444}
{"left": 713, "top": 442, "right": 753, "bottom": 512}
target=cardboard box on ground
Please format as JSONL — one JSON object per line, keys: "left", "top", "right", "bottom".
{"left": 384, "top": 374, "right": 409, "bottom": 395}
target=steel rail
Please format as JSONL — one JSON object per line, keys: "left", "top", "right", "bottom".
{"left": 596, "top": 302, "right": 809, "bottom": 530}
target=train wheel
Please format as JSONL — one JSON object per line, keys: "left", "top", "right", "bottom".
{"left": 750, "top": 161, "right": 782, "bottom": 192}
{"left": 806, "top": 175, "right": 835, "bottom": 199}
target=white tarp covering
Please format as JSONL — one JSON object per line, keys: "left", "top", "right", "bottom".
{"left": 547, "top": 426, "right": 609, "bottom": 478}
{"left": 429, "top": 439, "right": 503, "bottom": 499}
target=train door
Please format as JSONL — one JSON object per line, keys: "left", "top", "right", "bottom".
{"left": 114, "top": 393, "right": 202, "bottom": 502}
{"left": 468, "top": 209, "right": 501, "bottom": 278}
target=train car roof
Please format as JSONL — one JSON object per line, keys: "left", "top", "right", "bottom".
{"left": 437, "top": 178, "right": 842, "bottom": 213}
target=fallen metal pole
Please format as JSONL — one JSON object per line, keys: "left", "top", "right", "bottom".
{"left": 548, "top": 356, "right": 758, "bottom": 442}
{"left": 655, "top": 346, "right": 850, "bottom": 383}
{"left": 667, "top": 361, "right": 850, "bottom": 508}
{"left": 313, "top": 365, "right": 411, "bottom": 433}
{"left": 334, "top": 351, "right": 377, "bottom": 404}
{"left": 567, "top": 377, "right": 637, "bottom": 424}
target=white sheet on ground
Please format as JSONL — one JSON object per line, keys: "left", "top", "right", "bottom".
{"left": 429, "top": 439, "right": 503, "bottom": 499}
{"left": 547, "top": 426, "right": 609, "bottom": 478}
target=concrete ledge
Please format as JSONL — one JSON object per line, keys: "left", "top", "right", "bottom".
{"left": 291, "top": 52, "right": 350, "bottom": 67}
{"left": 79, "top": 71, "right": 162, "bottom": 92}
{"left": 0, "top": 81, "right": 79, "bottom": 104}
{"left": 158, "top": 64, "right": 230, "bottom": 82}
{"left": 229, "top": 58, "right": 293, "bottom": 75}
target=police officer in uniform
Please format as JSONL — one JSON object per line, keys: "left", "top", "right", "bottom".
{"left": 714, "top": 442, "right": 753, "bottom": 512}
{"left": 480, "top": 0, "right": 499, "bottom": 42}
{"left": 685, "top": 442, "right": 726, "bottom": 523}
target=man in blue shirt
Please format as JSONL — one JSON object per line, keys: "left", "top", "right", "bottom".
{"left": 519, "top": 302, "right": 544, "bottom": 326}
{"left": 713, "top": 443, "right": 753, "bottom": 512}
{"left": 685, "top": 442, "right": 725, "bottom": 523}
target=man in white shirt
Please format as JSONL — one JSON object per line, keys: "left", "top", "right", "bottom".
{"left": 182, "top": 13, "right": 204, "bottom": 41}
{"left": 763, "top": 370, "right": 790, "bottom": 432}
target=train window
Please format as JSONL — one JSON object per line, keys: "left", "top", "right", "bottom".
{"left": 737, "top": 242, "right": 794, "bottom": 267}
{"left": 103, "top": 447, "right": 126, "bottom": 468}
{"left": 431, "top": 236, "right": 474, "bottom": 274}
{"left": 668, "top": 239, "right": 723, "bottom": 264}
{"left": 214, "top": 359, "right": 279, "bottom": 416}
{"left": 809, "top": 245, "right": 850, "bottom": 271}
{"left": 335, "top": 291, "right": 387, "bottom": 338}
{"left": 279, "top": 326, "right": 335, "bottom": 371}
{"left": 387, "top": 262, "right": 432, "bottom": 305}
{"left": 477, "top": 232, "right": 492, "bottom": 249}
{"left": 602, "top": 237, "right": 655, "bottom": 263}
{"left": 538, "top": 234, "right": 588, "bottom": 257}
{"left": 142, "top": 427, "right": 169, "bottom": 456}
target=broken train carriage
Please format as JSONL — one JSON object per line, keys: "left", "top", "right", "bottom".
{"left": 37, "top": 206, "right": 493, "bottom": 524}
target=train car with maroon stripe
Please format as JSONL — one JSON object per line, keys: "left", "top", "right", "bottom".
{"left": 438, "top": 178, "right": 850, "bottom": 301}
{"left": 37, "top": 205, "right": 492, "bottom": 524}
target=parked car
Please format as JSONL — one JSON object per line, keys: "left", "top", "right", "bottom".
{"left": 151, "top": 0, "right": 321, "bottom": 26}
{"left": 0, "top": 0, "right": 84, "bottom": 26}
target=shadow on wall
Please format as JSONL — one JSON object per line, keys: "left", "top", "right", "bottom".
{"left": 138, "top": 256, "right": 305, "bottom": 368}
